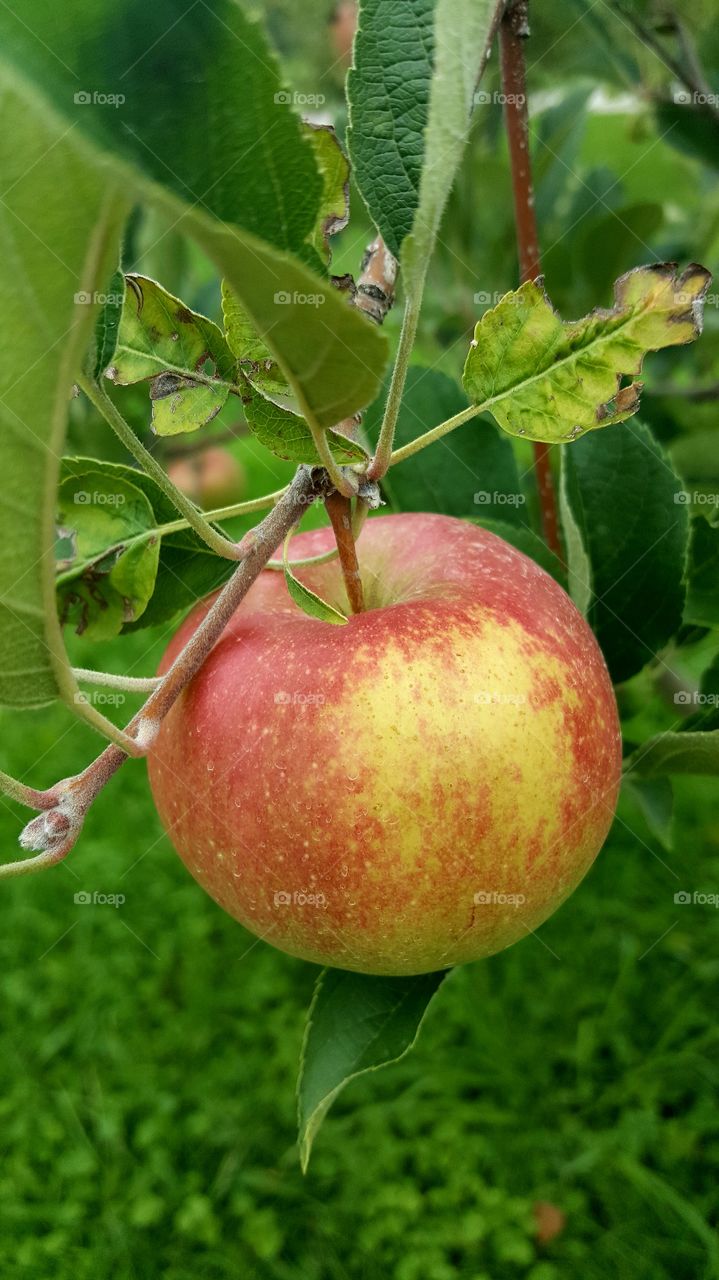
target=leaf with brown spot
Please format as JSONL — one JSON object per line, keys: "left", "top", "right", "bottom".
{"left": 463, "top": 263, "right": 712, "bottom": 443}
{"left": 108, "top": 275, "right": 237, "bottom": 435}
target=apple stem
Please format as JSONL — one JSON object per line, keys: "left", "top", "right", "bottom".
{"left": 499, "top": 0, "right": 563, "bottom": 561}
{"left": 325, "top": 492, "right": 365, "bottom": 614}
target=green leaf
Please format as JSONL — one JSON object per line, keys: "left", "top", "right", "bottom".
{"left": 365, "top": 368, "right": 523, "bottom": 521}
{"left": 242, "top": 381, "right": 368, "bottom": 467}
{"left": 283, "top": 533, "right": 348, "bottom": 625}
{"left": 222, "top": 283, "right": 369, "bottom": 465}
{"left": 559, "top": 421, "right": 689, "bottom": 683}
{"left": 677, "top": 655, "right": 719, "bottom": 735}
{"left": 624, "top": 731, "right": 719, "bottom": 778}
{"left": 462, "top": 265, "right": 712, "bottom": 443}
{"left": 175, "top": 208, "right": 388, "bottom": 432}
{"left": 0, "top": 0, "right": 324, "bottom": 262}
{"left": 470, "top": 519, "right": 567, "bottom": 587}
{"left": 558, "top": 453, "right": 593, "bottom": 617}
{"left": 0, "top": 76, "right": 126, "bottom": 709}
{"left": 347, "top": 0, "right": 436, "bottom": 259}
{"left": 656, "top": 98, "right": 719, "bottom": 172}
{"left": 1, "top": 7, "right": 388, "bottom": 435}
{"left": 90, "top": 265, "right": 125, "bottom": 381}
{"left": 622, "top": 775, "right": 674, "bottom": 850}
{"left": 400, "top": 0, "right": 502, "bottom": 297}
{"left": 297, "top": 968, "right": 447, "bottom": 1170}
{"left": 56, "top": 470, "right": 160, "bottom": 640}
{"left": 304, "top": 125, "right": 350, "bottom": 263}
{"left": 349, "top": 0, "right": 500, "bottom": 292}
{"left": 684, "top": 516, "right": 719, "bottom": 628}
{"left": 108, "top": 276, "right": 235, "bottom": 435}
{"left": 59, "top": 458, "right": 234, "bottom": 635}
{"left": 123, "top": 530, "right": 233, "bottom": 635}
{"left": 221, "top": 282, "right": 291, "bottom": 403}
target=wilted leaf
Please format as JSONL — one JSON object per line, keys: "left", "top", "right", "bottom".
{"left": 57, "top": 470, "right": 160, "bottom": 640}
{"left": 297, "top": 968, "right": 447, "bottom": 1170}
{"left": 304, "top": 125, "right": 350, "bottom": 262}
{"left": 59, "top": 458, "right": 235, "bottom": 635}
{"left": 463, "top": 264, "right": 711, "bottom": 443}
{"left": 108, "top": 276, "right": 236, "bottom": 435}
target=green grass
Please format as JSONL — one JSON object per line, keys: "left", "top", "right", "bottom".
{"left": 1, "top": 677, "right": 718, "bottom": 1279}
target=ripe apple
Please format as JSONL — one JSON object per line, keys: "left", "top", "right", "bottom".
{"left": 148, "top": 514, "right": 621, "bottom": 975}
{"left": 166, "top": 445, "right": 245, "bottom": 510}
{"left": 329, "top": 1, "right": 358, "bottom": 66}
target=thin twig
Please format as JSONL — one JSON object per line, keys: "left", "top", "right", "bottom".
{"left": 72, "top": 668, "right": 163, "bottom": 692}
{"left": 499, "top": 0, "right": 563, "bottom": 561}
{"left": 2, "top": 467, "right": 331, "bottom": 879}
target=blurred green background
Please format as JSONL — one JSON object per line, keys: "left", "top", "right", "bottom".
{"left": 2, "top": 1, "right": 719, "bottom": 1276}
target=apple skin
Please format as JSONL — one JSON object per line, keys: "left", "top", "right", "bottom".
{"left": 147, "top": 514, "right": 621, "bottom": 976}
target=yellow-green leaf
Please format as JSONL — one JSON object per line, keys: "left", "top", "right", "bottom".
{"left": 462, "top": 263, "right": 711, "bottom": 443}
{"left": 304, "top": 124, "right": 350, "bottom": 263}
{"left": 108, "top": 276, "right": 236, "bottom": 435}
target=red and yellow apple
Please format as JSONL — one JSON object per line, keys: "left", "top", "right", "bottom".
{"left": 148, "top": 514, "right": 621, "bottom": 975}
